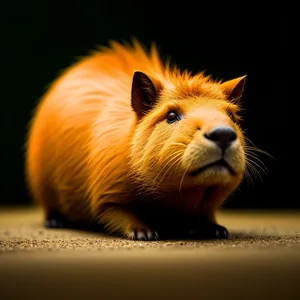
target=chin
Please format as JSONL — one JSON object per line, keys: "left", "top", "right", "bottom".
{"left": 189, "top": 165, "right": 243, "bottom": 186}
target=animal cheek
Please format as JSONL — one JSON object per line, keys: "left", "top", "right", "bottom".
{"left": 226, "top": 146, "right": 246, "bottom": 172}
{"left": 181, "top": 141, "right": 208, "bottom": 168}
{"left": 157, "top": 146, "right": 184, "bottom": 166}
{"left": 234, "top": 130, "right": 246, "bottom": 145}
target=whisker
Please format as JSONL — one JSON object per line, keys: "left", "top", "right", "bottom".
{"left": 167, "top": 142, "right": 188, "bottom": 148}
{"left": 244, "top": 136, "right": 274, "bottom": 160}
{"left": 245, "top": 152, "right": 269, "bottom": 174}
{"left": 245, "top": 161, "right": 259, "bottom": 181}
{"left": 245, "top": 158, "right": 264, "bottom": 183}
{"left": 155, "top": 156, "right": 182, "bottom": 189}
{"left": 246, "top": 157, "right": 268, "bottom": 177}
{"left": 155, "top": 157, "right": 181, "bottom": 187}
{"left": 244, "top": 136, "right": 256, "bottom": 147}
{"left": 153, "top": 151, "right": 183, "bottom": 184}
{"left": 244, "top": 146, "right": 274, "bottom": 159}
{"left": 179, "top": 161, "right": 192, "bottom": 193}
{"left": 242, "top": 140, "right": 273, "bottom": 188}
{"left": 152, "top": 143, "right": 187, "bottom": 189}
{"left": 243, "top": 166, "right": 255, "bottom": 189}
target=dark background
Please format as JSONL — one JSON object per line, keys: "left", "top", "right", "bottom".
{"left": 1, "top": 1, "right": 290, "bottom": 209}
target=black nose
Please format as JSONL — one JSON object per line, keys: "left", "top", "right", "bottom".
{"left": 205, "top": 126, "right": 237, "bottom": 150}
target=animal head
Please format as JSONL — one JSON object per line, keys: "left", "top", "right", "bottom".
{"left": 129, "top": 70, "right": 247, "bottom": 193}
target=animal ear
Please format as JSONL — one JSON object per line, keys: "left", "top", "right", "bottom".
{"left": 220, "top": 75, "right": 247, "bottom": 101}
{"left": 131, "top": 71, "right": 159, "bottom": 118}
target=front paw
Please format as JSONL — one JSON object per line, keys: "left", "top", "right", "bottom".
{"left": 131, "top": 229, "right": 159, "bottom": 241}
{"left": 209, "top": 224, "right": 229, "bottom": 239}
{"left": 189, "top": 223, "right": 229, "bottom": 240}
{"left": 45, "top": 218, "right": 65, "bottom": 228}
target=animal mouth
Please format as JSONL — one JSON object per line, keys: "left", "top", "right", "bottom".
{"left": 189, "top": 159, "right": 236, "bottom": 176}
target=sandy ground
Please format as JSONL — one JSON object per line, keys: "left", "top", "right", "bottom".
{"left": 1, "top": 206, "right": 300, "bottom": 299}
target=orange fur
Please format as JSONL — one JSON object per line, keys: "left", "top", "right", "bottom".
{"left": 25, "top": 39, "right": 248, "bottom": 240}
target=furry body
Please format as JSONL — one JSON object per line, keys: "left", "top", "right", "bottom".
{"left": 26, "top": 40, "right": 247, "bottom": 240}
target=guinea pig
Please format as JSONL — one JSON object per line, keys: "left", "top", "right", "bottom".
{"left": 26, "top": 39, "right": 254, "bottom": 241}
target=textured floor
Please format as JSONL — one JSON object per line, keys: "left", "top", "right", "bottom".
{"left": 1, "top": 206, "right": 300, "bottom": 299}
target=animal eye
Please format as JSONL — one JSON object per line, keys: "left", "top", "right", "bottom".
{"left": 166, "top": 111, "right": 180, "bottom": 124}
